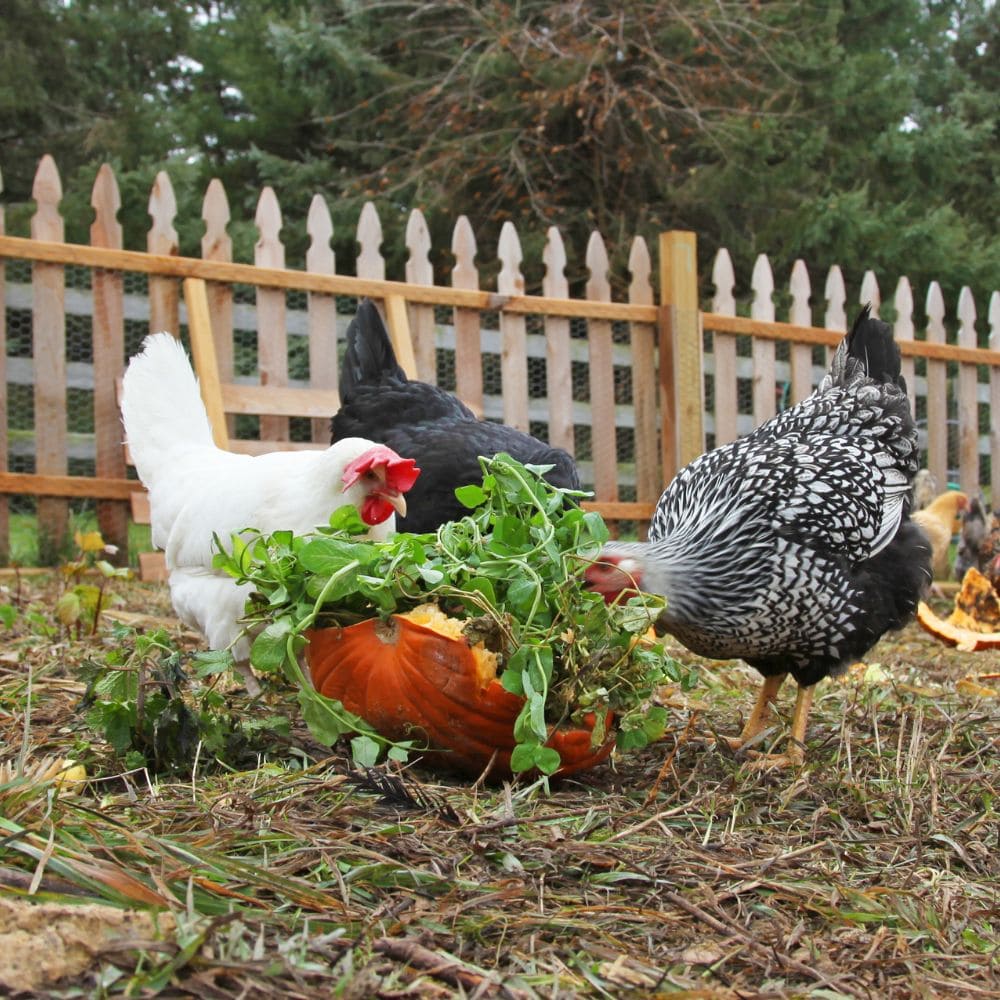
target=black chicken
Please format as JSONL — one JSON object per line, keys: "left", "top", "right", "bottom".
{"left": 586, "top": 306, "right": 932, "bottom": 766}
{"left": 331, "top": 299, "right": 580, "bottom": 532}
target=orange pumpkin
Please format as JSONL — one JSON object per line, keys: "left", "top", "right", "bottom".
{"left": 306, "top": 611, "right": 615, "bottom": 778}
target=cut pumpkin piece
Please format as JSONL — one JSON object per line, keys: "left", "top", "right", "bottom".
{"left": 917, "top": 602, "right": 1000, "bottom": 652}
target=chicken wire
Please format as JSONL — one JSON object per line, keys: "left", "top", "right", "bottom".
{"left": 3, "top": 264, "right": 984, "bottom": 540}
{"left": 5, "top": 262, "right": 152, "bottom": 516}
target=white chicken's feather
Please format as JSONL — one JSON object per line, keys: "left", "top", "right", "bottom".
{"left": 121, "top": 332, "right": 404, "bottom": 659}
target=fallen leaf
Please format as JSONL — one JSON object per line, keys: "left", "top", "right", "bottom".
{"left": 681, "top": 944, "right": 724, "bottom": 965}
{"left": 956, "top": 677, "right": 999, "bottom": 699}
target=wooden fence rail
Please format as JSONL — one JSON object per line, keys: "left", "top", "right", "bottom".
{"left": 1, "top": 155, "right": 999, "bottom": 566}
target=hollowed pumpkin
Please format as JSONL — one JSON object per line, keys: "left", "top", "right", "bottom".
{"left": 305, "top": 611, "right": 615, "bottom": 778}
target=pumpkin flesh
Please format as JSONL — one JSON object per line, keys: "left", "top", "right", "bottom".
{"left": 306, "top": 613, "right": 615, "bottom": 777}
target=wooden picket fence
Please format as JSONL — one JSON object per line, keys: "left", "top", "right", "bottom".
{"left": 1, "top": 154, "right": 999, "bottom": 567}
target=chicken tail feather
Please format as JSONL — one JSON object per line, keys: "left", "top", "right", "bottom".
{"left": 826, "top": 303, "right": 905, "bottom": 392}
{"left": 120, "top": 332, "right": 215, "bottom": 488}
{"left": 339, "top": 299, "right": 407, "bottom": 400}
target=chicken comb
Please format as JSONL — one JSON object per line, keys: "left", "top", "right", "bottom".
{"left": 342, "top": 445, "right": 421, "bottom": 491}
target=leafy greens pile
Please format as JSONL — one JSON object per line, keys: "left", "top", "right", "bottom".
{"left": 216, "top": 454, "right": 690, "bottom": 773}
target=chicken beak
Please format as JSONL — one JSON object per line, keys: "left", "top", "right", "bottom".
{"left": 381, "top": 488, "right": 407, "bottom": 518}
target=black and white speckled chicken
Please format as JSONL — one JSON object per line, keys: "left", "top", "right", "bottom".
{"left": 586, "top": 306, "right": 932, "bottom": 766}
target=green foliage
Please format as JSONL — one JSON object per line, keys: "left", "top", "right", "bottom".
{"left": 79, "top": 624, "right": 291, "bottom": 776}
{"left": 2, "top": 0, "right": 995, "bottom": 306}
{"left": 218, "top": 454, "right": 691, "bottom": 774}
{"left": 54, "top": 530, "right": 132, "bottom": 638}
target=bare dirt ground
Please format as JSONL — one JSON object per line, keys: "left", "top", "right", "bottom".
{"left": 1, "top": 572, "right": 998, "bottom": 998}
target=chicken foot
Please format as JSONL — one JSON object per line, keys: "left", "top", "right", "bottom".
{"left": 716, "top": 673, "right": 814, "bottom": 768}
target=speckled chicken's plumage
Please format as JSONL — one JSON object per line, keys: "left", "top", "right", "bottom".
{"left": 602, "top": 307, "right": 931, "bottom": 687}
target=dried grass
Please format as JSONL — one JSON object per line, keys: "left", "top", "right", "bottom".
{"left": 1, "top": 574, "right": 998, "bottom": 998}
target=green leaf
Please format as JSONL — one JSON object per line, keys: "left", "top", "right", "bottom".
{"left": 505, "top": 577, "right": 538, "bottom": 617}
{"left": 101, "top": 703, "right": 136, "bottom": 754}
{"left": 0, "top": 604, "right": 17, "bottom": 628}
{"left": 299, "top": 538, "right": 374, "bottom": 577}
{"left": 192, "top": 649, "right": 235, "bottom": 678}
{"left": 350, "top": 734, "right": 382, "bottom": 767}
{"left": 328, "top": 505, "right": 368, "bottom": 535}
{"left": 455, "top": 484, "right": 487, "bottom": 509}
{"left": 250, "top": 619, "right": 294, "bottom": 673}
{"left": 509, "top": 742, "right": 561, "bottom": 775}
{"left": 297, "top": 688, "right": 360, "bottom": 746}
{"left": 55, "top": 591, "right": 82, "bottom": 627}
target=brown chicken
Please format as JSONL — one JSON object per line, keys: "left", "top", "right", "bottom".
{"left": 976, "top": 511, "right": 1000, "bottom": 586}
{"left": 912, "top": 490, "right": 968, "bottom": 580}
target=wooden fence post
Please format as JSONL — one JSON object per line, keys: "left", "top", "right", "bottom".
{"left": 542, "top": 226, "right": 573, "bottom": 455}
{"left": 956, "top": 287, "right": 979, "bottom": 493}
{"left": 751, "top": 254, "right": 776, "bottom": 425}
{"left": 306, "top": 194, "right": 338, "bottom": 443}
{"left": 925, "top": 282, "right": 948, "bottom": 489}
{"left": 255, "top": 186, "right": 289, "bottom": 442}
{"left": 497, "top": 223, "right": 529, "bottom": 433}
{"left": 710, "top": 248, "right": 737, "bottom": 448}
{"left": 31, "top": 155, "right": 69, "bottom": 561}
{"left": 147, "top": 171, "right": 179, "bottom": 335}
{"left": 627, "top": 236, "right": 659, "bottom": 516}
{"left": 90, "top": 164, "right": 128, "bottom": 561}
{"left": 990, "top": 291, "right": 1000, "bottom": 504}
{"left": 0, "top": 167, "right": 7, "bottom": 562}
{"left": 585, "top": 231, "right": 617, "bottom": 503}
{"left": 202, "top": 179, "right": 235, "bottom": 438}
{"left": 451, "top": 216, "right": 484, "bottom": 414}
{"left": 405, "top": 208, "right": 437, "bottom": 383}
{"left": 658, "top": 230, "right": 701, "bottom": 482}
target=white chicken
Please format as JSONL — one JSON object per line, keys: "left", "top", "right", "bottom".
{"left": 120, "top": 333, "right": 420, "bottom": 665}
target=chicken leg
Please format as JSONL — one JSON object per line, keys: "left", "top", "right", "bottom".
{"left": 723, "top": 673, "right": 786, "bottom": 751}
{"left": 744, "top": 683, "right": 815, "bottom": 769}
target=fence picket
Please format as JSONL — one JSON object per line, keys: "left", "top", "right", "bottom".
{"left": 542, "top": 226, "right": 573, "bottom": 454}
{"left": 628, "top": 236, "right": 658, "bottom": 516}
{"left": 0, "top": 168, "right": 6, "bottom": 561}
{"left": 710, "top": 248, "right": 738, "bottom": 446}
{"left": 356, "top": 202, "right": 385, "bottom": 281}
{"left": 788, "top": 260, "right": 812, "bottom": 404}
{"left": 990, "top": 291, "right": 1000, "bottom": 503}
{"left": 450, "top": 216, "right": 483, "bottom": 412}
{"left": 254, "top": 186, "right": 289, "bottom": 441}
{"left": 824, "top": 265, "right": 847, "bottom": 369}
{"left": 202, "top": 179, "right": 235, "bottom": 436}
{"left": 751, "top": 254, "right": 776, "bottom": 425}
{"left": 147, "top": 171, "right": 179, "bottom": 335}
{"left": 89, "top": 164, "right": 128, "bottom": 558}
{"left": 405, "top": 209, "right": 436, "bottom": 383}
{"left": 824, "top": 266, "right": 847, "bottom": 331}
{"left": 585, "top": 231, "right": 617, "bottom": 502}
{"left": 305, "top": 194, "right": 338, "bottom": 442}
{"left": 956, "top": 287, "right": 979, "bottom": 492}
{"left": 893, "top": 277, "right": 916, "bottom": 410}
{"left": 496, "top": 222, "right": 529, "bottom": 433}
{"left": 31, "top": 155, "right": 69, "bottom": 557}
{"left": 925, "top": 282, "right": 948, "bottom": 489}
{"left": 4, "top": 153, "right": 1000, "bottom": 571}
{"left": 860, "top": 271, "right": 881, "bottom": 317}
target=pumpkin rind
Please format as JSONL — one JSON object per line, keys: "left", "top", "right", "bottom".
{"left": 306, "top": 616, "right": 615, "bottom": 777}
{"left": 916, "top": 601, "right": 1000, "bottom": 652}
